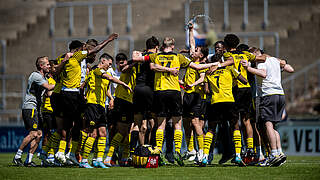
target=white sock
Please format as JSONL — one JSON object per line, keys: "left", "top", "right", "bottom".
{"left": 277, "top": 148, "right": 283, "bottom": 155}
{"left": 48, "top": 154, "right": 54, "bottom": 158}
{"left": 105, "top": 156, "right": 112, "bottom": 162}
{"left": 271, "top": 149, "right": 277, "bottom": 157}
{"left": 28, "top": 153, "right": 34, "bottom": 163}
{"left": 15, "top": 149, "right": 23, "bottom": 159}
{"left": 97, "top": 157, "right": 102, "bottom": 162}
{"left": 82, "top": 158, "right": 88, "bottom": 163}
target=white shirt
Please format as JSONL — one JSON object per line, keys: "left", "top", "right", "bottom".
{"left": 105, "top": 67, "right": 121, "bottom": 106}
{"left": 256, "top": 56, "right": 284, "bottom": 97}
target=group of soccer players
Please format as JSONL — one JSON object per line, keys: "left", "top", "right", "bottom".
{"left": 12, "top": 20, "right": 294, "bottom": 168}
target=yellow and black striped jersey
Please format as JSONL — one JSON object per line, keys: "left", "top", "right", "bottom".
{"left": 223, "top": 50, "right": 255, "bottom": 88}
{"left": 41, "top": 77, "right": 56, "bottom": 113}
{"left": 61, "top": 51, "right": 87, "bottom": 89}
{"left": 115, "top": 67, "right": 136, "bottom": 103}
{"left": 85, "top": 68, "right": 111, "bottom": 108}
{"left": 150, "top": 52, "right": 191, "bottom": 91}
{"left": 206, "top": 66, "right": 239, "bottom": 104}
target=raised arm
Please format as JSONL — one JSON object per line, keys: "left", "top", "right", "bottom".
{"left": 188, "top": 21, "right": 196, "bottom": 56}
{"left": 88, "top": 33, "right": 118, "bottom": 55}
{"left": 54, "top": 52, "right": 73, "bottom": 77}
{"left": 280, "top": 59, "right": 294, "bottom": 73}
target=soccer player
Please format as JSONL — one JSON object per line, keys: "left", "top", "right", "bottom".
{"left": 13, "top": 56, "right": 55, "bottom": 167}
{"left": 79, "top": 53, "right": 132, "bottom": 168}
{"left": 55, "top": 33, "right": 118, "bottom": 164}
{"left": 132, "top": 36, "right": 159, "bottom": 149}
{"left": 242, "top": 47, "right": 294, "bottom": 167}
{"left": 182, "top": 23, "right": 208, "bottom": 163}
{"left": 201, "top": 53, "right": 248, "bottom": 166}
{"left": 104, "top": 53, "right": 136, "bottom": 167}
{"left": 132, "top": 37, "right": 219, "bottom": 166}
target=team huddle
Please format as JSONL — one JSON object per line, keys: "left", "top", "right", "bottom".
{"left": 12, "top": 22, "right": 294, "bottom": 168}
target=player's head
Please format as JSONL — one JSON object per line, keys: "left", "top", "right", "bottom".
{"left": 193, "top": 46, "right": 209, "bottom": 60}
{"left": 36, "top": 56, "right": 50, "bottom": 73}
{"left": 99, "top": 53, "right": 113, "bottom": 69}
{"left": 237, "top": 44, "right": 249, "bottom": 52}
{"left": 146, "top": 36, "right": 159, "bottom": 51}
{"left": 249, "top": 47, "right": 262, "bottom": 56}
{"left": 115, "top": 53, "right": 128, "bottom": 70}
{"left": 69, "top": 40, "right": 83, "bottom": 52}
{"left": 210, "top": 53, "right": 223, "bottom": 63}
{"left": 214, "top": 41, "right": 225, "bottom": 55}
{"left": 162, "top": 37, "right": 175, "bottom": 50}
{"left": 224, "top": 34, "right": 240, "bottom": 50}
{"left": 85, "top": 39, "right": 99, "bottom": 63}
{"left": 48, "top": 59, "right": 57, "bottom": 74}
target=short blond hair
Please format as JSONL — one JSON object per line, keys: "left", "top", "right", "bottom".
{"left": 162, "top": 37, "right": 175, "bottom": 48}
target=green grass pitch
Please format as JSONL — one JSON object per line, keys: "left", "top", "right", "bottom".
{"left": 0, "top": 153, "right": 320, "bottom": 180}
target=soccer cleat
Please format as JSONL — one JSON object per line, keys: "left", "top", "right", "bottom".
{"left": 96, "top": 161, "right": 109, "bottom": 168}
{"left": 165, "top": 152, "right": 175, "bottom": 164}
{"left": 67, "top": 153, "right": 80, "bottom": 166}
{"left": 271, "top": 154, "right": 287, "bottom": 167}
{"left": 103, "top": 159, "right": 113, "bottom": 167}
{"left": 243, "top": 149, "right": 255, "bottom": 165}
{"left": 258, "top": 158, "right": 268, "bottom": 167}
{"left": 55, "top": 152, "right": 66, "bottom": 164}
{"left": 174, "top": 152, "right": 184, "bottom": 166}
{"left": 268, "top": 155, "right": 282, "bottom": 167}
{"left": 12, "top": 158, "right": 24, "bottom": 167}
{"left": 46, "top": 156, "right": 55, "bottom": 165}
{"left": 218, "top": 154, "right": 234, "bottom": 165}
{"left": 92, "top": 160, "right": 98, "bottom": 167}
{"left": 200, "top": 154, "right": 209, "bottom": 167}
{"left": 24, "top": 161, "right": 37, "bottom": 167}
{"left": 234, "top": 156, "right": 246, "bottom": 166}
{"left": 159, "top": 153, "right": 168, "bottom": 166}
{"left": 39, "top": 153, "right": 47, "bottom": 162}
{"left": 80, "top": 162, "right": 93, "bottom": 168}
{"left": 183, "top": 150, "right": 197, "bottom": 161}
{"left": 196, "top": 150, "right": 204, "bottom": 164}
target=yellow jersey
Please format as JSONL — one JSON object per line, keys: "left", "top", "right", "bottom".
{"left": 53, "top": 54, "right": 64, "bottom": 94}
{"left": 223, "top": 50, "right": 255, "bottom": 89}
{"left": 115, "top": 67, "right": 136, "bottom": 103}
{"left": 61, "top": 51, "right": 87, "bottom": 89}
{"left": 41, "top": 77, "right": 56, "bottom": 113}
{"left": 206, "top": 66, "right": 239, "bottom": 104}
{"left": 86, "top": 68, "right": 111, "bottom": 108}
{"left": 150, "top": 52, "right": 191, "bottom": 91}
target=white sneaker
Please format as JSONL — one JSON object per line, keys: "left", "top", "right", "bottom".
{"left": 187, "top": 150, "right": 197, "bottom": 161}
{"left": 55, "top": 152, "right": 66, "bottom": 164}
{"left": 67, "top": 152, "right": 80, "bottom": 165}
{"left": 197, "top": 149, "right": 204, "bottom": 163}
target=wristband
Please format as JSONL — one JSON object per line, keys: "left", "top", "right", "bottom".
{"left": 144, "top": 56, "right": 150, "bottom": 62}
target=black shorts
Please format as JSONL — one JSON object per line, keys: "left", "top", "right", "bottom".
{"left": 133, "top": 85, "right": 154, "bottom": 119}
{"left": 84, "top": 103, "right": 107, "bottom": 128}
{"left": 41, "top": 112, "right": 56, "bottom": 133}
{"left": 183, "top": 92, "right": 202, "bottom": 118}
{"left": 112, "top": 97, "right": 134, "bottom": 124}
{"left": 22, "top": 109, "right": 41, "bottom": 131}
{"left": 207, "top": 102, "right": 236, "bottom": 123}
{"left": 199, "top": 99, "right": 207, "bottom": 120}
{"left": 60, "top": 90, "right": 83, "bottom": 129}
{"left": 50, "top": 92, "right": 63, "bottom": 118}
{"left": 154, "top": 90, "right": 182, "bottom": 117}
{"left": 233, "top": 87, "right": 253, "bottom": 118}
{"left": 259, "top": 95, "right": 285, "bottom": 124}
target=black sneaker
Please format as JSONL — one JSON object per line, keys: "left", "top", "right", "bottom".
{"left": 271, "top": 154, "right": 287, "bottom": 167}
{"left": 174, "top": 152, "right": 184, "bottom": 166}
{"left": 12, "top": 158, "right": 24, "bottom": 166}
{"left": 24, "top": 161, "right": 37, "bottom": 167}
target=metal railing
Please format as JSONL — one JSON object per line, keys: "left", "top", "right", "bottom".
{"left": 52, "top": 35, "right": 134, "bottom": 59}
{"left": 185, "top": 0, "right": 269, "bottom": 31}
{"left": 217, "top": 31, "right": 280, "bottom": 57}
{"left": 0, "top": 40, "right": 6, "bottom": 74}
{"left": 49, "top": 0, "right": 132, "bottom": 36}
{"left": 282, "top": 59, "right": 320, "bottom": 104}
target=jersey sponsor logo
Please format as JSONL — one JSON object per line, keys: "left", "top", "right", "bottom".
{"left": 33, "top": 124, "right": 37, "bottom": 129}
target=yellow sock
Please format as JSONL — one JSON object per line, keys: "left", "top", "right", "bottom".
{"left": 233, "top": 130, "right": 242, "bottom": 156}
{"left": 70, "top": 140, "right": 79, "bottom": 154}
{"left": 247, "top": 137, "right": 254, "bottom": 149}
{"left": 174, "top": 130, "right": 183, "bottom": 153}
{"left": 197, "top": 135, "right": 204, "bottom": 151}
{"left": 68, "top": 141, "right": 72, "bottom": 153}
{"left": 187, "top": 135, "right": 194, "bottom": 152}
{"left": 97, "top": 137, "right": 106, "bottom": 161}
{"left": 48, "top": 132, "right": 60, "bottom": 153}
{"left": 204, "top": 132, "right": 213, "bottom": 155}
{"left": 48, "top": 148, "right": 55, "bottom": 155}
{"left": 79, "top": 131, "right": 88, "bottom": 152}
{"left": 107, "top": 133, "right": 123, "bottom": 157}
{"left": 58, "top": 140, "right": 67, "bottom": 153}
{"left": 155, "top": 129, "right": 164, "bottom": 151}
{"left": 82, "top": 137, "right": 95, "bottom": 159}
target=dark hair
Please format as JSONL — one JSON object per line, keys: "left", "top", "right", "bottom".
{"left": 35, "top": 56, "right": 48, "bottom": 70}
{"left": 69, "top": 40, "right": 83, "bottom": 51}
{"left": 49, "top": 59, "right": 58, "bottom": 65}
{"left": 214, "top": 41, "right": 225, "bottom": 48}
{"left": 146, "top": 36, "right": 159, "bottom": 50}
{"left": 115, "top": 53, "right": 127, "bottom": 62}
{"left": 199, "top": 46, "right": 209, "bottom": 60}
{"left": 99, "top": 53, "right": 114, "bottom": 62}
{"left": 86, "top": 39, "right": 98, "bottom": 47}
{"left": 237, "top": 44, "right": 249, "bottom": 51}
{"left": 224, "top": 34, "right": 240, "bottom": 49}
{"left": 211, "top": 53, "right": 222, "bottom": 63}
